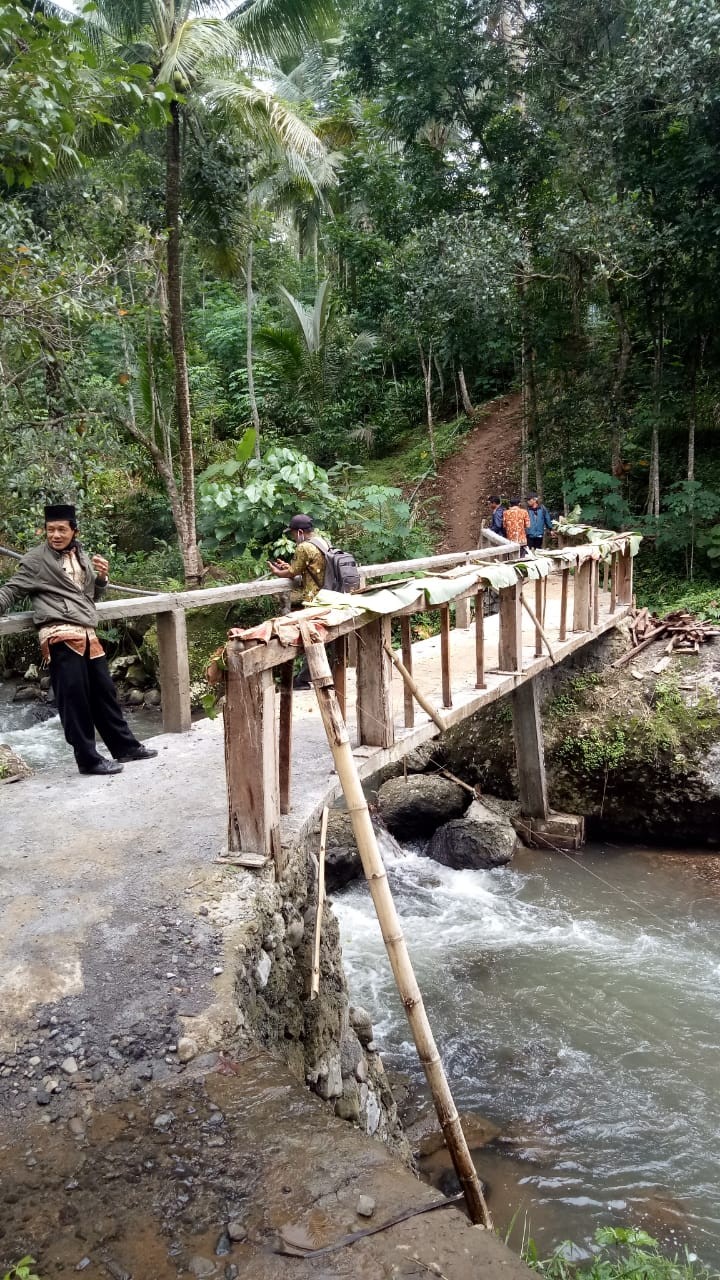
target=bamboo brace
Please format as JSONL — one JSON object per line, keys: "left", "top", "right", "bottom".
{"left": 299, "top": 622, "right": 491, "bottom": 1230}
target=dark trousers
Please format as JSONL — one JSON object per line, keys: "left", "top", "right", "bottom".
{"left": 49, "top": 642, "right": 140, "bottom": 770}
{"left": 528, "top": 535, "right": 545, "bottom": 550}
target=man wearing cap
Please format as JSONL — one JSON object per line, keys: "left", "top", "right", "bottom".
{"left": 0, "top": 504, "right": 157, "bottom": 776}
{"left": 268, "top": 514, "right": 327, "bottom": 605}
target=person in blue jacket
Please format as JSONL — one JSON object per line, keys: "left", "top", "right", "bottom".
{"left": 526, "top": 494, "right": 554, "bottom": 549}
{"left": 489, "top": 496, "right": 506, "bottom": 538}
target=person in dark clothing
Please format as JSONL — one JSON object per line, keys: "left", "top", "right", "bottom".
{"left": 489, "top": 496, "right": 506, "bottom": 538}
{"left": 0, "top": 504, "right": 157, "bottom": 776}
{"left": 526, "top": 494, "right": 554, "bottom": 550}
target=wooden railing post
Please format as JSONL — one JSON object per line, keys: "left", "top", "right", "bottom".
{"left": 616, "top": 547, "right": 633, "bottom": 604}
{"left": 440, "top": 604, "right": 452, "bottom": 708}
{"left": 498, "top": 583, "right": 522, "bottom": 672}
{"left": 559, "top": 567, "right": 569, "bottom": 642}
{"left": 400, "top": 616, "right": 414, "bottom": 728}
{"left": 279, "top": 659, "right": 293, "bottom": 816}
{"left": 224, "top": 639, "right": 282, "bottom": 871}
{"left": 156, "top": 606, "right": 192, "bottom": 733}
{"left": 534, "top": 578, "right": 543, "bottom": 657}
{"left": 572, "top": 559, "right": 593, "bottom": 632}
{"left": 356, "top": 615, "right": 395, "bottom": 748}
{"left": 454, "top": 597, "right": 471, "bottom": 629}
{"left": 333, "top": 634, "right": 348, "bottom": 721}
{"left": 475, "top": 591, "right": 485, "bottom": 689}
{"left": 609, "top": 552, "right": 618, "bottom": 614}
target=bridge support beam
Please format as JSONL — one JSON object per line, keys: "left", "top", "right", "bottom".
{"left": 157, "top": 606, "right": 192, "bottom": 733}
{"left": 512, "top": 678, "right": 549, "bottom": 818}
{"left": 498, "top": 583, "right": 522, "bottom": 672}
{"left": 573, "top": 559, "right": 593, "bottom": 632}
{"left": 356, "top": 615, "right": 395, "bottom": 748}
{"left": 224, "top": 640, "right": 282, "bottom": 871}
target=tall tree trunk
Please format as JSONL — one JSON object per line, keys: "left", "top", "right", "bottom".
{"left": 166, "top": 100, "right": 203, "bottom": 587}
{"left": 458, "top": 366, "right": 474, "bottom": 416}
{"left": 646, "top": 301, "right": 663, "bottom": 520}
{"left": 517, "top": 271, "right": 540, "bottom": 496}
{"left": 609, "top": 292, "right": 632, "bottom": 477}
{"left": 418, "top": 340, "right": 437, "bottom": 470}
{"left": 245, "top": 168, "right": 261, "bottom": 461}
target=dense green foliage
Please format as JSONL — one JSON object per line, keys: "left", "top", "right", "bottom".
{"left": 0, "top": 0, "right": 719, "bottom": 594}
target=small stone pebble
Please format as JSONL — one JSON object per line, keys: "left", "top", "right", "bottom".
{"left": 188, "top": 1257, "right": 216, "bottom": 1278}
{"left": 226, "top": 1221, "right": 247, "bottom": 1242}
{"left": 356, "top": 1195, "right": 376, "bottom": 1218}
{"left": 60, "top": 1056, "right": 79, "bottom": 1075}
{"left": 215, "top": 1233, "right": 231, "bottom": 1257}
{"left": 35, "top": 1089, "right": 51, "bottom": 1106}
{"left": 68, "top": 1117, "right": 85, "bottom": 1138}
{"left": 177, "top": 1037, "right": 198, "bottom": 1064}
{"left": 153, "top": 1112, "right": 174, "bottom": 1130}
{"left": 76, "top": 1259, "right": 91, "bottom": 1272}
{"left": 225, "top": 1268, "right": 238, "bottom": 1280}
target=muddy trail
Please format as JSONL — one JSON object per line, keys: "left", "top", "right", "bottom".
{"left": 0, "top": 1050, "right": 529, "bottom": 1280}
{"left": 424, "top": 393, "right": 522, "bottom": 552}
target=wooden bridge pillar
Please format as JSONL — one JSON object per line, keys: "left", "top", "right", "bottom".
{"left": 511, "top": 678, "right": 549, "bottom": 818}
{"left": 223, "top": 639, "right": 282, "bottom": 871}
{"left": 498, "top": 583, "right": 522, "bottom": 672}
{"left": 615, "top": 547, "right": 633, "bottom": 605}
{"left": 157, "top": 606, "right": 192, "bottom": 733}
{"left": 572, "top": 559, "right": 593, "bottom": 632}
{"left": 356, "top": 615, "right": 395, "bottom": 748}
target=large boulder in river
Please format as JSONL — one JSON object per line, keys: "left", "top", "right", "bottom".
{"left": 377, "top": 774, "right": 470, "bottom": 841}
{"left": 424, "top": 801, "right": 515, "bottom": 870}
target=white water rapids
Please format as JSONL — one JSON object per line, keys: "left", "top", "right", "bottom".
{"left": 335, "top": 834, "right": 720, "bottom": 1263}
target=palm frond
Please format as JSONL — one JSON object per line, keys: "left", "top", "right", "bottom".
{"left": 157, "top": 17, "right": 240, "bottom": 86}
{"left": 202, "top": 76, "right": 326, "bottom": 159}
{"left": 277, "top": 286, "right": 316, "bottom": 352}
{"left": 313, "top": 277, "right": 331, "bottom": 351}
{"left": 227, "top": 0, "right": 344, "bottom": 62}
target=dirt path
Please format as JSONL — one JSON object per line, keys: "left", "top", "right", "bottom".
{"left": 427, "top": 392, "right": 522, "bottom": 553}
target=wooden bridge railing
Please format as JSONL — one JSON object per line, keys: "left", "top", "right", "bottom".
{"left": 223, "top": 536, "right": 635, "bottom": 869}
{"left": 0, "top": 542, "right": 520, "bottom": 734}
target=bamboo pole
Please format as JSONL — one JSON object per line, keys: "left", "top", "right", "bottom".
{"left": 521, "top": 593, "right": 557, "bottom": 662}
{"left": 299, "top": 623, "right": 491, "bottom": 1229}
{"left": 310, "top": 806, "right": 329, "bottom": 999}
{"left": 382, "top": 641, "right": 447, "bottom": 732}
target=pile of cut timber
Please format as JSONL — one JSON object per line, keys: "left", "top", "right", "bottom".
{"left": 614, "top": 607, "right": 720, "bottom": 673}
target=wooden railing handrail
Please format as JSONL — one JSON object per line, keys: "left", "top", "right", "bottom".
{"left": 0, "top": 542, "right": 523, "bottom": 637}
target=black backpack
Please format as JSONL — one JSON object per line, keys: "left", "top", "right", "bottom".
{"left": 309, "top": 537, "right": 361, "bottom": 593}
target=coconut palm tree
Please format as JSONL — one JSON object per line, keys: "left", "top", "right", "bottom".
{"left": 56, "top": 0, "right": 339, "bottom": 585}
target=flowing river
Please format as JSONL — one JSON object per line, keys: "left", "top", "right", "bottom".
{"left": 0, "top": 678, "right": 160, "bottom": 768}
{"left": 335, "top": 838, "right": 720, "bottom": 1265}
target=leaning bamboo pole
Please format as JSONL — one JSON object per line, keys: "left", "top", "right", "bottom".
{"left": 299, "top": 622, "right": 491, "bottom": 1229}
{"left": 382, "top": 641, "right": 448, "bottom": 732}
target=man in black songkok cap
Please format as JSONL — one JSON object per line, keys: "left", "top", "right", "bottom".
{"left": 0, "top": 504, "right": 157, "bottom": 775}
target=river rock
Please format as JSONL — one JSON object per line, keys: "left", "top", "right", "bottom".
{"left": 356, "top": 1195, "right": 376, "bottom": 1218}
{"left": 23, "top": 663, "right": 39, "bottom": 682}
{"left": 349, "top": 1006, "right": 374, "bottom": 1047}
{"left": 177, "top": 1036, "right": 198, "bottom": 1064}
{"left": 377, "top": 774, "right": 470, "bottom": 840}
{"left": 126, "top": 688, "right": 144, "bottom": 706}
{"left": 12, "top": 684, "right": 40, "bottom": 703}
{"left": 144, "top": 688, "right": 161, "bottom": 707}
{"left": 324, "top": 810, "right": 361, "bottom": 891}
{"left": 424, "top": 801, "right": 515, "bottom": 870}
{"left": 0, "top": 745, "right": 32, "bottom": 780}
{"left": 125, "top": 662, "right": 149, "bottom": 689}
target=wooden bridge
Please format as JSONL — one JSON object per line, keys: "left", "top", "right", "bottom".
{"left": 221, "top": 531, "right": 635, "bottom": 870}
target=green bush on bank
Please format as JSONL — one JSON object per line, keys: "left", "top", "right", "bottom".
{"left": 526, "top": 1226, "right": 718, "bottom": 1280}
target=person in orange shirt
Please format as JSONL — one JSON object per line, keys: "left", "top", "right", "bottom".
{"left": 502, "top": 498, "right": 530, "bottom": 552}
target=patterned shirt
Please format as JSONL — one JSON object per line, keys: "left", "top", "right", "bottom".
{"left": 38, "top": 548, "right": 104, "bottom": 662}
{"left": 503, "top": 505, "right": 530, "bottom": 545}
{"left": 289, "top": 539, "right": 326, "bottom": 604}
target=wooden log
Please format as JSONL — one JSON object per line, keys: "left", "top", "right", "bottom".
{"left": 356, "top": 615, "right": 395, "bottom": 748}
{"left": 400, "top": 616, "right": 414, "bottom": 728}
{"left": 279, "top": 660, "right": 293, "bottom": 816}
{"left": 440, "top": 604, "right": 452, "bottom": 708}
{"left": 475, "top": 591, "right": 486, "bottom": 689}
{"left": 223, "top": 639, "right": 282, "bottom": 872}
{"left": 512, "top": 679, "right": 549, "bottom": 818}
{"left": 498, "top": 583, "right": 522, "bottom": 673}
{"left": 612, "top": 625, "right": 668, "bottom": 668}
{"left": 300, "top": 623, "right": 491, "bottom": 1230}
{"left": 559, "top": 567, "right": 569, "bottom": 642}
{"left": 534, "top": 578, "right": 543, "bottom": 657}
{"left": 310, "top": 806, "right": 328, "bottom": 999}
{"left": 333, "top": 634, "right": 348, "bottom": 721}
{"left": 383, "top": 641, "right": 447, "bottom": 731}
{"left": 156, "top": 606, "right": 192, "bottom": 733}
{"left": 593, "top": 561, "right": 600, "bottom": 626}
{"left": 572, "top": 559, "right": 592, "bottom": 632}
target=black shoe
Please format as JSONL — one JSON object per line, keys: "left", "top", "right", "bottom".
{"left": 79, "top": 759, "right": 123, "bottom": 776}
{"left": 116, "top": 745, "right": 158, "bottom": 763}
